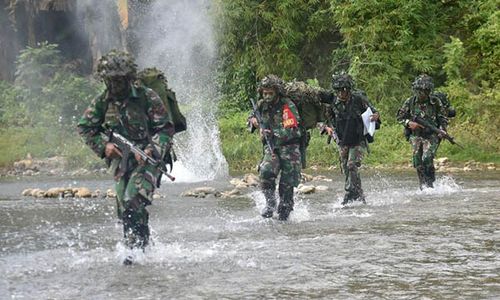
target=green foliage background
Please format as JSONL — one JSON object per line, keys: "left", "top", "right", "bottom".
{"left": 0, "top": 42, "right": 103, "bottom": 168}
{"left": 0, "top": 1, "right": 499, "bottom": 171}
{"left": 214, "top": 0, "right": 499, "bottom": 170}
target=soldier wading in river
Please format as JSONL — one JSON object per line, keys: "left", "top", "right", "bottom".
{"left": 77, "top": 50, "right": 175, "bottom": 264}
{"left": 322, "top": 73, "right": 380, "bottom": 205}
{"left": 249, "top": 75, "right": 302, "bottom": 221}
{"left": 397, "top": 74, "right": 448, "bottom": 189}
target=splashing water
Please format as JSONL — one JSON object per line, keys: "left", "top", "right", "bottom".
{"left": 134, "top": 0, "right": 228, "bottom": 181}
{"left": 2, "top": 172, "right": 499, "bottom": 298}
{"left": 418, "top": 176, "right": 462, "bottom": 195}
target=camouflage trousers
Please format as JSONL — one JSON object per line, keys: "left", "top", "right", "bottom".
{"left": 409, "top": 135, "right": 439, "bottom": 188}
{"left": 339, "top": 143, "right": 366, "bottom": 201}
{"left": 113, "top": 158, "right": 159, "bottom": 249}
{"left": 259, "top": 144, "right": 301, "bottom": 212}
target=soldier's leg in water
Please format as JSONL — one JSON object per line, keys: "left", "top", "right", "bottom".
{"left": 338, "top": 146, "right": 352, "bottom": 204}
{"left": 259, "top": 150, "right": 279, "bottom": 218}
{"left": 342, "top": 146, "right": 364, "bottom": 204}
{"left": 422, "top": 136, "right": 439, "bottom": 188}
{"left": 115, "top": 174, "right": 128, "bottom": 220}
{"left": 410, "top": 136, "right": 425, "bottom": 189}
{"left": 277, "top": 144, "right": 301, "bottom": 220}
{"left": 122, "top": 164, "right": 157, "bottom": 249}
{"left": 346, "top": 145, "right": 365, "bottom": 203}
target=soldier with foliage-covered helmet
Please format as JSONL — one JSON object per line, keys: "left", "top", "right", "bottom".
{"left": 397, "top": 74, "right": 448, "bottom": 189}
{"left": 248, "top": 74, "right": 302, "bottom": 221}
{"left": 323, "top": 72, "right": 380, "bottom": 205}
{"left": 78, "top": 50, "right": 175, "bottom": 264}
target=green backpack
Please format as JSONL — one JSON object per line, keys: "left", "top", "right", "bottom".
{"left": 284, "top": 80, "right": 326, "bottom": 130}
{"left": 284, "top": 80, "right": 327, "bottom": 168}
{"left": 138, "top": 68, "right": 187, "bottom": 133}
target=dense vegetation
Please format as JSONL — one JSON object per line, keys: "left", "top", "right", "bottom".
{"left": 214, "top": 0, "right": 499, "bottom": 170}
{"left": 0, "top": 42, "right": 103, "bottom": 168}
{"left": 0, "top": 1, "right": 498, "bottom": 171}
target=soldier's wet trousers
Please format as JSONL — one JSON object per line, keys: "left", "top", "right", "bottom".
{"left": 261, "top": 185, "right": 276, "bottom": 218}
{"left": 115, "top": 162, "right": 158, "bottom": 249}
{"left": 339, "top": 144, "right": 366, "bottom": 204}
{"left": 410, "top": 135, "right": 439, "bottom": 189}
{"left": 259, "top": 144, "right": 301, "bottom": 220}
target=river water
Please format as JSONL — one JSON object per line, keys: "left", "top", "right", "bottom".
{"left": 0, "top": 171, "right": 499, "bottom": 299}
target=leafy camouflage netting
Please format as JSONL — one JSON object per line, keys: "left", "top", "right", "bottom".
{"left": 284, "top": 80, "right": 326, "bottom": 129}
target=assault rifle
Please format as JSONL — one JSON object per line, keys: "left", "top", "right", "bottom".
{"left": 413, "top": 116, "right": 463, "bottom": 149}
{"left": 319, "top": 123, "right": 339, "bottom": 145}
{"left": 101, "top": 130, "right": 175, "bottom": 185}
{"left": 250, "top": 98, "right": 275, "bottom": 153}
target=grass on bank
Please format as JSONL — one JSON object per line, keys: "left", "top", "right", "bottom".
{"left": 0, "top": 126, "right": 102, "bottom": 169}
{"left": 219, "top": 112, "right": 500, "bottom": 172}
{"left": 0, "top": 112, "right": 498, "bottom": 172}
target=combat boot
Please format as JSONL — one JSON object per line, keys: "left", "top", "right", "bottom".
{"left": 357, "top": 193, "right": 366, "bottom": 204}
{"left": 341, "top": 191, "right": 355, "bottom": 205}
{"left": 417, "top": 167, "right": 426, "bottom": 189}
{"left": 277, "top": 190, "right": 294, "bottom": 221}
{"left": 341, "top": 194, "right": 351, "bottom": 205}
{"left": 261, "top": 189, "right": 276, "bottom": 218}
{"left": 277, "top": 203, "right": 293, "bottom": 221}
{"left": 424, "top": 165, "right": 436, "bottom": 188}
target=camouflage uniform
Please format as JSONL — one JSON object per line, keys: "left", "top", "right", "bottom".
{"left": 325, "top": 74, "right": 379, "bottom": 204}
{"left": 251, "top": 75, "right": 302, "bottom": 220}
{"left": 77, "top": 50, "right": 174, "bottom": 250}
{"left": 397, "top": 75, "right": 447, "bottom": 188}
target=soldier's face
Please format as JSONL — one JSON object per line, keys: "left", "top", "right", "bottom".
{"left": 417, "top": 89, "right": 430, "bottom": 101}
{"left": 262, "top": 88, "right": 277, "bottom": 103}
{"left": 336, "top": 88, "right": 350, "bottom": 101}
{"left": 105, "top": 76, "right": 130, "bottom": 96}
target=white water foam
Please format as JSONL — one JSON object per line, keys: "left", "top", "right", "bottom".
{"left": 247, "top": 190, "right": 312, "bottom": 223}
{"left": 417, "top": 176, "right": 462, "bottom": 195}
{"left": 162, "top": 161, "right": 210, "bottom": 183}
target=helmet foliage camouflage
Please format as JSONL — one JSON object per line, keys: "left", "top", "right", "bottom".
{"left": 412, "top": 74, "right": 434, "bottom": 92}
{"left": 331, "top": 73, "right": 354, "bottom": 90}
{"left": 97, "top": 50, "right": 137, "bottom": 80}
{"left": 137, "top": 67, "right": 167, "bottom": 87}
{"left": 258, "top": 74, "right": 285, "bottom": 95}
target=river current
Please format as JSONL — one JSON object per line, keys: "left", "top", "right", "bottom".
{"left": 0, "top": 171, "right": 499, "bottom": 299}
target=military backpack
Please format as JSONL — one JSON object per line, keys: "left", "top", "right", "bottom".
{"left": 138, "top": 68, "right": 187, "bottom": 133}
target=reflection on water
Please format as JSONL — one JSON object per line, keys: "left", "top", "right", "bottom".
{"left": 0, "top": 171, "right": 499, "bottom": 299}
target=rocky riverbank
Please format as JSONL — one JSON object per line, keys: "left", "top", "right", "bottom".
{"left": 4, "top": 154, "right": 497, "bottom": 179}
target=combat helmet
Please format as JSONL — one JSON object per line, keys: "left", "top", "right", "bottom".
{"left": 258, "top": 74, "right": 285, "bottom": 96}
{"left": 412, "top": 74, "right": 434, "bottom": 92}
{"left": 331, "top": 72, "right": 354, "bottom": 91}
{"left": 97, "top": 49, "right": 137, "bottom": 80}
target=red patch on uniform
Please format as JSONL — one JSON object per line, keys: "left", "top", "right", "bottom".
{"left": 282, "top": 104, "right": 298, "bottom": 128}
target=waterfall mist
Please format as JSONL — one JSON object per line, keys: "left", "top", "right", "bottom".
{"left": 133, "top": 0, "right": 228, "bottom": 181}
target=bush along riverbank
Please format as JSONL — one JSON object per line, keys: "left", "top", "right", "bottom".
{"left": 1, "top": 118, "right": 498, "bottom": 178}
{"left": 219, "top": 112, "right": 499, "bottom": 173}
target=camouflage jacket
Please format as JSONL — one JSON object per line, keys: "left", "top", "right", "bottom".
{"left": 77, "top": 83, "right": 174, "bottom": 160}
{"left": 397, "top": 94, "right": 448, "bottom": 136}
{"left": 253, "top": 97, "right": 302, "bottom": 147}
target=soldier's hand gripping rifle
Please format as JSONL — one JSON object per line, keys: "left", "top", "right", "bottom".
{"left": 412, "top": 116, "right": 464, "bottom": 149}
{"left": 319, "top": 123, "right": 339, "bottom": 145}
{"left": 101, "top": 130, "right": 176, "bottom": 185}
{"left": 250, "top": 98, "right": 275, "bottom": 154}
